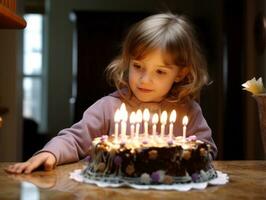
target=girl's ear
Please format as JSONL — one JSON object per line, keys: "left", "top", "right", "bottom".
{"left": 174, "top": 67, "right": 189, "bottom": 82}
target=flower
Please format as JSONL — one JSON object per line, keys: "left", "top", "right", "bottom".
{"left": 140, "top": 173, "right": 151, "bottom": 184}
{"left": 242, "top": 77, "right": 266, "bottom": 95}
{"left": 151, "top": 170, "right": 165, "bottom": 183}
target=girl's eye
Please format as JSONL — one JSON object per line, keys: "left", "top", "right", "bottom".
{"left": 156, "top": 69, "right": 166, "bottom": 75}
{"left": 133, "top": 63, "right": 141, "bottom": 69}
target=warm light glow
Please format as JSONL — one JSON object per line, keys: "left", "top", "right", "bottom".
{"left": 120, "top": 103, "right": 128, "bottom": 140}
{"left": 168, "top": 110, "right": 176, "bottom": 140}
{"left": 113, "top": 105, "right": 186, "bottom": 144}
{"left": 169, "top": 110, "right": 177, "bottom": 123}
{"left": 160, "top": 111, "right": 167, "bottom": 124}
{"left": 143, "top": 108, "right": 150, "bottom": 121}
{"left": 114, "top": 109, "right": 121, "bottom": 122}
{"left": 135, "top": 109, "right": 142, "bottom": 139}
{"left": 152, "top": 113, "right": 159, "bottom": 137}
{"left": 143, "top": 108, "right": 150, "bottom": 138}
{"left": 130, "top": 112, "right": 136, "bottom": 124}
{"left": 152, "top": 113, "right": 159, "bottom": 124}
{"left": 136, "top": 109, "right": 142, "bottom": 123}
{"left": 182, "top": 115, "right": 188, "bottom": 125}
{"left": 182, "top": 115, "right": 188, "bottom": 140}
{"left": 120, "top": 103, "right": 128, "bottom": 121}
{"left": 114, "top": 109, "right": 120, "bottom": 143}
{"left": 130, "top": 112, "right": 136, "bottom": 139}
{"left": 160, "top": 111, "right": 167, "bottom": 138}
{"left": 120, "top": 103, "right": 126, "bottom": 110}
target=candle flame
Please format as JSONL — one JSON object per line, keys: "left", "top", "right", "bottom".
{"left": 152, "top": 113, "right": 159, "bottom": 124}
{"left": 120, "top": 103, "right": 126, "bottom": 112}
{"left": 160, "top": 111, "right": 167, "bottom": 124}
{"left": 169, "top": 110, "right": 177, "bottom": 123}
{"left": 143, "top": 108, "right": 150, "bottom": 121}
{"left": 114, "top": 109, "right": 120, "bottom": 122}
{"left": 120, "top": 103, "right": 128, "bottom": 121}
{"left": 182, "top": 115, "right": 188, "bottom": 125}
{"left": 130, "top": 112, "right": 136, "bottom": 124}
{"left": 136, "top": 109, "right": 142, "bottom": 123}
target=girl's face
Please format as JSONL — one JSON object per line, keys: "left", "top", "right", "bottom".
{"left": 129, "top": 49, "right": 183, "bottom": 102}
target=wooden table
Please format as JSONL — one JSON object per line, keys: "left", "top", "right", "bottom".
{"left": 0, "top": 161, "right": 265, "bottom": 200}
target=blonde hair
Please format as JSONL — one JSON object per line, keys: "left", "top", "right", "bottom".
{"left": 106, "top": 12, "right": 209, "bottom": 103}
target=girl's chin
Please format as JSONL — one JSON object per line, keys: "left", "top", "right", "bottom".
{"left": 134, "top": 94, "right": 163, "bottom": 103}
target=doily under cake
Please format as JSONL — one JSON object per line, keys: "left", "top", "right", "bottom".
{"left": 69, "top": 167, "right": 229, "bottom": 191}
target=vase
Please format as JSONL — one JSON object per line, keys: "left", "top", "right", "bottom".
{"left": 253, "top": 94, "right": 266, "bottom": 159}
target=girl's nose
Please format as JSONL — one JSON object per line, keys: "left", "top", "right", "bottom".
{"left": 140, "top": 72, "right": 152, "bottom": 84}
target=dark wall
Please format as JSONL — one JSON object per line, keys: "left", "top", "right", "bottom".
{"left": 222, "top": 0, "right": 246, "bottom": 159}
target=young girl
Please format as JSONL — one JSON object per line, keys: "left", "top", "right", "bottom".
{"left": 6, "top": 12, "right": 217, "bottom": 174}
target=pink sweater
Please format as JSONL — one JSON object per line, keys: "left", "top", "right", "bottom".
{"left": 40, "top": 90, "right": 217, "bottom": 165}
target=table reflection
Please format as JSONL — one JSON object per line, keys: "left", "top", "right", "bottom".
{"left": 20, "top": 182, "right": 40, "bottom": 200}
{"left": 2, "top": 161, "right": 266, "bottom": 200}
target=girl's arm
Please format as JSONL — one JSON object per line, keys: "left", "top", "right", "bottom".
{"left": 37, "top": 96, "right": 118, "bottom": 165}
{"left": 5, "top": 96, "right": 120, "bottom": 174}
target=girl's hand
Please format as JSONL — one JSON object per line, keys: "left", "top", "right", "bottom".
{"left": 5, "top": 152, "right": 56, "bottom": 174}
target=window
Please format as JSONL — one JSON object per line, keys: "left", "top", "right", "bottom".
{"left": 23, "top": 14, "right": 46, "bottom": 132}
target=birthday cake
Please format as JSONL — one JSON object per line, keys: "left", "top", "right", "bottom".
{"left": 83, "top": 134, "right": 217, "bottom": 185}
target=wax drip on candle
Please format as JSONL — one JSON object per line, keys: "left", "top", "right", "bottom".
{"left": 182, "top": 115, "right": 188, "bottom": 141}
{"left": 114, "top": 109, "right": 121, "bottom": 143}
{"left": 143, "top": 108, "right": 150, "bottom": 139}
{"left": 135, "top": 109, "right": 142, "bottom": 140}
{"left": 129, "top": 112, "right": 136, "bottom": 139}
{"left": 152, "top": 113, "right": 159, "bottom": 137}
{"left": 168, "top": 110, "right": 177, "bottom": 140}
{"left": 160, "top": 111, "right": 167, "bottom": 139}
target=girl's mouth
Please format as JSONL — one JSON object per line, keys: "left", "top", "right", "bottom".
{"left": 137, "top": 87, "right": 153, "bottom": 93}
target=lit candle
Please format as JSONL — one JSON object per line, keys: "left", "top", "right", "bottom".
{"left": 160, "top": 111, "right": 167, "bottom": 138}
{"left": 143, "top": 108, "right": 150, "bottom": 139}
{"left": 120, "top": 103, "right": 128, "bottom": 141}
{"left": 129, "top": 111, "right": 136, "bottom": 139}
{"left": 168, "top": 110, "right": 177, "bottom": 140}
{"left": 135, "top": 109, "right": 142, "bottom": 140}
{"left": 182, "top": 115, "right": 188, "bottom": 140}
{"left": 152, "top": 113, "right": 159, "bottom": 137}
{"left": 114, "top": 109, "right": 120, "bottom": 143}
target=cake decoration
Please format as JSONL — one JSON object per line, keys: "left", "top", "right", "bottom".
{"left": 80, "top": 103, "right": 219, "bottom": 186}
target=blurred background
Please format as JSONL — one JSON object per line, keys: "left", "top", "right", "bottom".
{"left": 0, "top": 0, "right": 265, "bottom": 161}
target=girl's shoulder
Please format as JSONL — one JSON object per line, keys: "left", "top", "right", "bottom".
{"left": 94, "top": 90, "right": 123, "bottom": 107}
{"left": 163, "top": 99, "right": 200, "bottom": 110}
{"left": 187, "top": 100, "right": 201, "bottom": 110}
{"left": 183, "top": 100, "right": 202, "bottom": 113}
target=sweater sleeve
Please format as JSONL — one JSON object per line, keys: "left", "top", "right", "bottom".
{"left": 37, "top": 97, "right": 114, "bottom": 165}
{"left": 187, "top": 101, "right": 218, "bottom": 159}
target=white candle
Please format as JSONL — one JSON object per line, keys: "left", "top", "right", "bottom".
{"left": 152, "top": 113, "right": 159, "bottom": 137}
{"left": 143, "top": 108, "right": 150, "bottom": 139}
{"left": 120, "top": 103, "right": 128, "bottom": 141}
{"left": 114, "top": 109, "right": 120, "bottom": 143}
{"left": 182, "top": 115, "right": 188, "bottom": 140}
{"left": 130, "top": 112, "right": 136, "bottom": 139}
{"left": 168, "top": 110, "right": 177, "bottom": 140}
{"left": 135, "top": 109, "right": 142, "bottom": 140}
{"left": 160, "top": 111, "right": 167, "bottom": 138}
